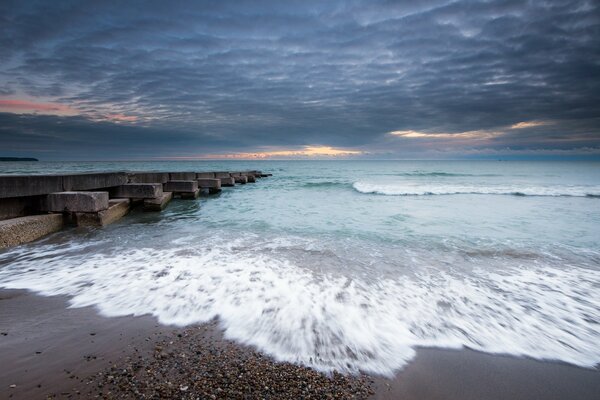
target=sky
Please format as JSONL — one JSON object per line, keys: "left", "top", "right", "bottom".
{"left": 0, "top": 0, "right": 599, "bottom": 160}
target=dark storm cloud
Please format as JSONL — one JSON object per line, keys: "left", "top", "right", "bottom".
{"left": 0, "top": 0, "right": 598, "bottom": 159}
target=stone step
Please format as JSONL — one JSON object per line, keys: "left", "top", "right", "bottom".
{"left": 0, "top": 214, "right": 64, "bottom": 249}
{"left": 219, "top": 177, "right": 235, "bottom": 187}
{"left": 233, "top": 175, "right": 248, "bottom": 184}
{"left": 75, "top": 198, "right": 130, "bottom": 227}
{"left": 47, "top": 191, "right": 109, "bottom": 213}
{"left": 143, "top": 192, "right": 173, "bottom": 211}
{"left": 197, "top": 178, "right": 222, "bottom": 194}
{"left": 164, "top": 180, "right": 199, "bottom": 193}
{"left": 127, "top": 172, "right": 170, "bottom": 184}
{"left": 112, "top": 183, "right": 163, "bottom": 199}
{"left": 169, "top": 172, "right": 196, "bottom": 180}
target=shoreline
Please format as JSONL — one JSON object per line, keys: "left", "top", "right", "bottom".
{"left": 1, "top": 289, "right": 599, "bottom": 399}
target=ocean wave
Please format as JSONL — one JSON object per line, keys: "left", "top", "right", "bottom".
{"left": 385, "top": 172, "right": 499, "bottom": 177}
{"left": 1, "top": 237, "right": 599, "bottom": 376}
{"left": 353, "top": 182, "right": 600, "bottom": 197}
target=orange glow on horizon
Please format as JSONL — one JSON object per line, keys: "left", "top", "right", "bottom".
{"left": 159, "top": 146, "right": 364, "bottom": 160}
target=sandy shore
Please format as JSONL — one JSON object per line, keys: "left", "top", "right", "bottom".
{"left": 1, "top": 289, "right": 599, "bottom": 399}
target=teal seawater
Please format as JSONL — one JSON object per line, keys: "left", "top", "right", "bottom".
{"left": 0, "top": 160, "right": 599, "bottom": 375}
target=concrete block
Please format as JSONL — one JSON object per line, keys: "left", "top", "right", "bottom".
{"left": 128, "top": 172, "right": 170, "bottom": 184}
{"left": 219, "top": 177, "right": 235, "bottom": 187}
{"left": 0, "top": 214, "right": 64, "bottom": 249}
{"left": 169, "top": 172, "right": 196, "bottom": 181}
{"left": 75, "top": 199, "right": 130, "bottom": 227}
{"left": 62, "top": 172, "right": 128, "bottom": 191}
{"left": 246, "top": 174, "right": 256, "bottom": 183}
{"left": 245, "top": 171, "right": 262, "bottom": 179}
{"left": 112, "top": 184, "right": 163, "bottom": 199}
{"left": 0, "top": 175, "right": 63, "bottom": 198}
{"left": 0, "top": 196, "right": 45, "bottom": 220}
{"left": 196, "top": 172, "right": 216, "bottom": 179}
{"left": 164, "top": 180, "right": 198, "bottom": 193}
{"left": 47, "top": 192, "right": 109, "bottom": 212}
{"left": 180, "top": 189, "right": 200, "bottom": 199}
{"left": 143, "top": 192, "right": 173, "bottom": 211}
{"left": 214, "top": 172, "right": 231, "bottom": 178}
{"left": 233, "top": 175, "right": 248, "bottom": 184}
{"left": 197, "top": 178, "right": 222, "bottom": 194}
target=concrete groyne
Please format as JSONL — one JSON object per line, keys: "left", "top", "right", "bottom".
{"left": 0, "top": 170, "right": 271, "bottom": 249}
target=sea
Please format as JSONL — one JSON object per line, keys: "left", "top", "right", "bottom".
{"left": 0, "top": 160, "right": 599, "bottom": 376}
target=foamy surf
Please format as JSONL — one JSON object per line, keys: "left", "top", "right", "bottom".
{"left": 1, "top": 235, "right": 599, "bottom": 376}
{"left": 353, "top": 181, "right": 600, "bottom": 197}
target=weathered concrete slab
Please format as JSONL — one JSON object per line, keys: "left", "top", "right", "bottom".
{"left": 180, "top": 189, "right": 200, "bottom": 199}
{"left": 75, "top": 199, "right": 130, "bottom": 227}
{"left": 62, "top": 172, "right": 128, "bottom": 191}
{"left": 164, "top": 180, "right": 198, "bottom": 193}
{"left": 47, "top": 192, "right": 109, "bottom": 212}
{"left": 246, "top": 174, "right": 256, "bottom": 183}
{"left": 214, "top": 172, "right": 232, "bottom": 178}
{"left": 246, "top": 170, "right": 262, "bottom": 178}
{"left": 197, "top": 178, "right": 222, "bottom": 194}
{"left": 219, "top": 177, "right": 235, "bottom": 187}
{"left": 127, "top": 172, "right": 170, "bottom": 184}
{"left": 196, "top": 172, "right": 215, "bottom": 179}
{"left": 0, "top": 175, "right": 63, "bottom": 199}
{"left": 0, "top": 196, "right": 46, "bottom": 220}
{"left": 143, "top": 192, "right": 173, "bottom": 211}
{"left": 0, "top": 214, "right": 64, "bottom": 249}
{"left": 233, "top": 175, "right": 248, "bottom": 184}
{"left": 112, "top": 184, "right": 163, "bottom": 199}
{"left": 169, "top": 172, "right": 196, "bottom": 181}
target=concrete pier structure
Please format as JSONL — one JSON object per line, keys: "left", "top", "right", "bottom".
{"left": 113, "top": 184, "right": 163, "bottom": 199}
{"left": 62, "top": 173, "right": 128, "bottom": 191}
{"left": 0, "top": 214, "right": 64, "bottom": 249}
{"left": 169, "top": 172, "right": 196, "bottom": 181}
{"left": 196, "top": 178, "right": 221, "bottom": 194}
{"left": 128, "top": 172, "right": 170, "bottom": 184}
{"left": 46, "top": 192, "right": 109, "bottom": 213}
{"left": 143, "top": 192, "right": 173, "bottom": 211}
{"left": 74, "top": 198, "right": 130, "bottom": 227}
{"left": 232, "top": 175, "right": 248, "bottom": 184}
{"left": 214, "top": 172, "right": 235, "bottom": 187}
{"left": 164, "top": 180, "right": 198, "bottom": 193}
{"left": 0, "top": 169, "right": 271, "bottom": 248}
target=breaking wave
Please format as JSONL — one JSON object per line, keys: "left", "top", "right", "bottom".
{"left": 353, "top": 181, "right": 600, "bottom": 198}
{"left": 1, "top": 236, "right": 599, "bottom": 376}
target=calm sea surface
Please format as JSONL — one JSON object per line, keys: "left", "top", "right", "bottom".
{"left": 1, "top": 160, "right": 599, "bottom": 375}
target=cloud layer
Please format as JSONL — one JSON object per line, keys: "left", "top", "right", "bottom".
{"left": 0, "top": 0, "right": 599, "bottom": 159}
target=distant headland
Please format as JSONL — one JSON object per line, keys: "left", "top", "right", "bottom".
{"left": 0, "top": 157, "right": 38, "bottom": 162}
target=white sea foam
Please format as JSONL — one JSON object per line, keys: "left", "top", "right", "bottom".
{"left": 352, "top": 181, "right": 600, "bottom": 197}
{"left": 1, "top": 237, "right": 599, "bottom": 376}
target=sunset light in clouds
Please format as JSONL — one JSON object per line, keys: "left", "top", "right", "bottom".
{"left": 0, "top": 99, "right": 77, "bottom": 115}
{"left": 0, "top": 1, "right": 597, "bottom": 160}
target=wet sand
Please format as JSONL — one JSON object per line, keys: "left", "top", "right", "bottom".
{"left": 1, "top": 289, "right": 599, "bottom": 399}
